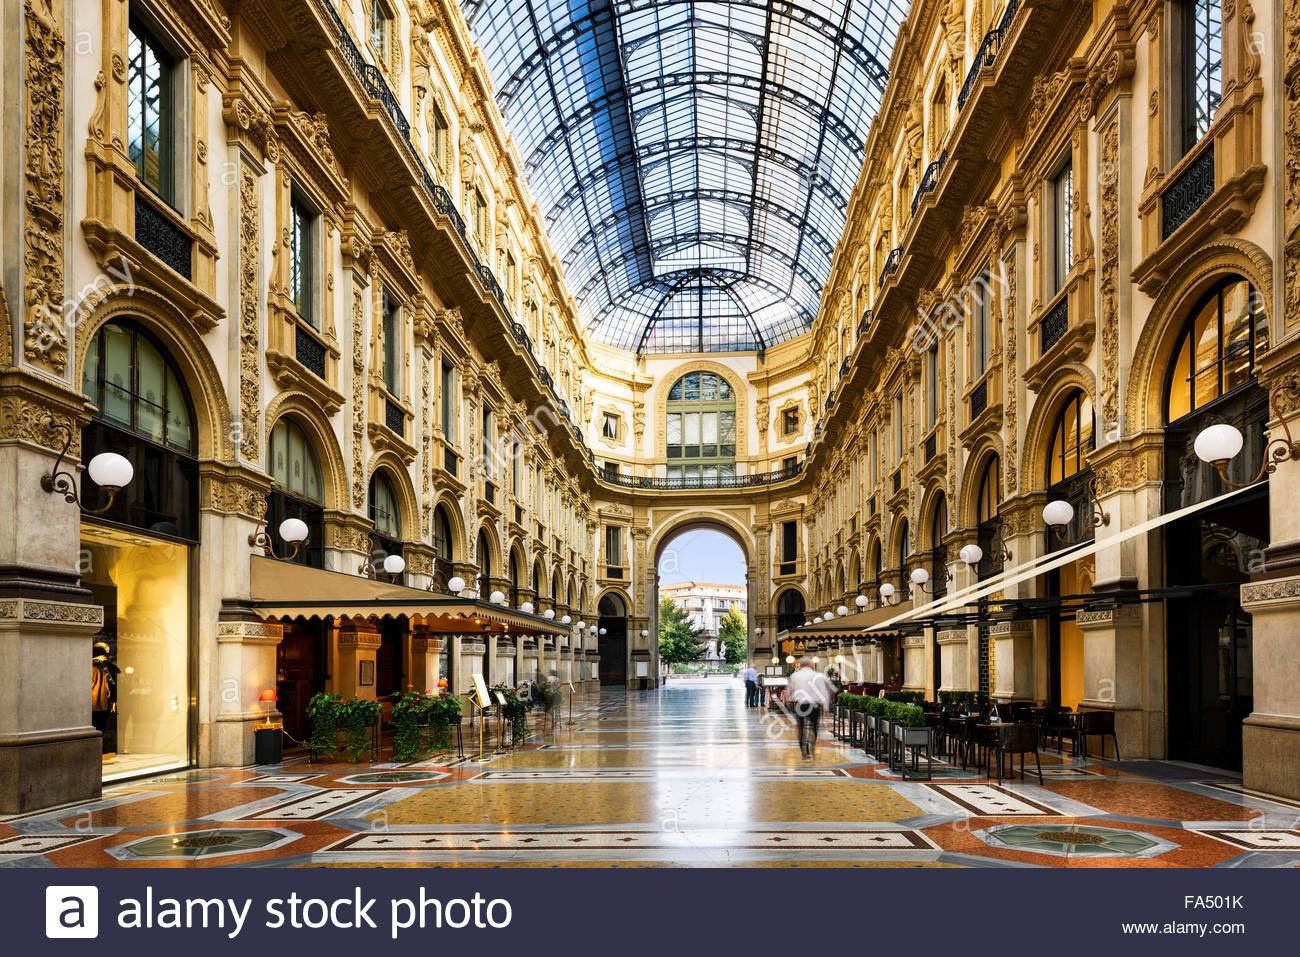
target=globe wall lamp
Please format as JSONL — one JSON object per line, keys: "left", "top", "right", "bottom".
{"left": 785, "top": 654, "right": 795, "bottom": 664}
{"left": 836, "top": 604, "right": 849, "bottom": 617}
{"left": 959, "top": 538, "right": 1011, "bottom": 569}
{"left": 600, "top": 627, "right": 608, "bottom": 636}
{"left": 543, "top": 608, "right": 555, "bottom": 619}
{"left": 855, "top": 594, "right": 868, "bottom": 610}
{"left": 360, "top": 542, "right": 405, "bottom": 581}
{"left": 248, "top": 498, "right": 309, "bottom": 561}
{"left": 520, "top": 601, "right": 535, "bottom": 614}
{"left": 879, "top": 582, "right": 899, "bottom": 605}
{"left": 447, "top": 576, "right": 466, "bottom": 595}
{"left": 639, "top": 629, "right": 647, "bottom": 638}
{"left": 489, "top": 590, "right": 506, "bottom": 605}
{"left": 40, "top": 414, "right": 134, "bottom": 514}
{"left": 561, "top": 614, "right": 572, "bottom": 625}
{"left": 909, "top": 566, "right": 950, "bottom": 595}
{"left": 1195, "top": 408, "right": 1300, "bottom": 487}
{"left": 1042, "top": 476, "right": 1109, "bottom": 545}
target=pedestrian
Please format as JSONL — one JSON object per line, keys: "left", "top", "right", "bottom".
{"left": 742, "top": 663, "right": 759, "bottom": 707}
{"left": 787, "top": 659, "right": 833, "bottom": 759}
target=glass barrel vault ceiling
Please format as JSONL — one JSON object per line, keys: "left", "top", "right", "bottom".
{"left": 460, "top": 0, "right": 909, "bottom": 355}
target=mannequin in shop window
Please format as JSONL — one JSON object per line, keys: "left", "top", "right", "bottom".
{"left": 92, "top": 640, "right": 120, "bottom": 757}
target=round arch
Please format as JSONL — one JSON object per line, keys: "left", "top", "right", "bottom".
{"left": 917, "top": 481, "right": 949, "bottom": 550}
{"left": 264, "top": 393, "right": 348, "bottom": 511}
{"left": 652, "top": 360, "right": 750, "bottom": 461}
{"left": 886, "top": 510, "right": 910, "bottom": 567}
{"left": 1126, "top": 239, "right": 1275, "bottom": 436}
{"left": 648, "top": 510, "right": 756, "bottom": 567}
{"left": 475, "top": 521, "right": 503, "bottom": 578}
{"left": 431, "top": 496, "right": 464, "bottom": 560}
{"left": 957, "top": 439, "right": 1004, "bottom": 530}
{"left": 1020, "top": 364, "right": 1097, "bottom": 493}
{"left": 77, "top": 289, "right": 232, "bottom": 462}
{"left": 365, "top": 452, "right": 419, "bottom": 539}
{"left": 597, "top": 588, "right": 631, "bottom": 615}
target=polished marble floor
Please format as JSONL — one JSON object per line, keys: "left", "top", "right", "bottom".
{"left": 4, "top": 680, "right": 1300, "bottom": 867}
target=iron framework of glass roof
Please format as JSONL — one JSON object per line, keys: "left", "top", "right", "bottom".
{"left": 460, "top": 0, "right": 908, "bottom": 355}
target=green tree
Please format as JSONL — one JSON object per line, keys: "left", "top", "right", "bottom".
{"left": 718, "top": 606, "right": 747, "bottom": 664}
{"left": 658, "top": 596, "right": 705, "bottom": 664}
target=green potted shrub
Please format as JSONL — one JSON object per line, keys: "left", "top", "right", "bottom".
{"left": 425, "top": 693, "right": 464, "bottom": 753}
{"left": 391, "top": 690, "right": 432, "bottom": 762}
{"left": 306, "top": 692, "right": 342, "bottom": 759}
{"left": 338, "top": 696, "right": 382, "bottom": 762}
{"left": 492, "top": 684, "right": 530, "bottom": 741}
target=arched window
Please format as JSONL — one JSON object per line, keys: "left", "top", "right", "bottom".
{"left": 476, "top": 530, "right": 492, "bottom": 597}
{"left": 895, "top": 519, "right": 910, "bottom": 591}
{"left": 83, "top": 321, "right": 194, "bottom": 453}
{"left": 665, "top": 371, "right": 736, "bottom": 486}
{"left": 81, "top": 321, "right": 198, "bottom": 539}
{"left": 1046, "top": 390, "right": 1094, "bottom": 487}
{"left": 431, "top": 504, "right": 454, "bottom": 590}
{"left": 776, "top": 589, "right": 806, "bottom": 632}
{"left": 929, "top": 495, "right": 948, "bottom": 597}
{"left": 267, "top": 418, "right": 324, "bottom": 566}
{"left": 368, "top": 471, "right": 403, "bottom": 580}
{"left": 509, "top": 549, "right": 522, "bottom": 606}
{"left": 1166, "top": 277, "right": 1268, "bottom": 422}
{"left": 975, "top": 455, "right": 1003, "bottom": 578}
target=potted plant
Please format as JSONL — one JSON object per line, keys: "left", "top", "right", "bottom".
{"left": 889, "top": 702, "right": 931, "bottom": 776}
{"left": 306, "top": 692, "right": 342, "bottom": 759}
{"left": 425, "top": 693, "right": 464, "bottom": 753}
{"left": 391, "top": 689, "right": 432, "bottom": 762}
{"left": 338, "top": 696, "right": 382, "bottom": 762}
{"left": 534, "top": 678, "right": 562, "bottom": 713}
{"left": 492, "top": 684, "right": 530, "bottom": 742}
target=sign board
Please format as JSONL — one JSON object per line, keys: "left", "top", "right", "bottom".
{"left": 567, "top": 683, "right": 576, "bottom": 694}
{"left": 471, "top": 673, "right": 491, "bottom": 709}
{"left": 493, "top": 691, "right": 507, "bottom": 707}
{"left": 635, "top": 661, "right": 648, "bottom": 677}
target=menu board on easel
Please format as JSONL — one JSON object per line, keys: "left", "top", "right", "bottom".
{"left": 472, "top": 673, "right": 491, "bottom": 709}
{"left": 493, "top": 691, "right": 507, "bottom": 708}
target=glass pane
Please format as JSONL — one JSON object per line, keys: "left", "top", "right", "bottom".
{"left": 1221, "top": 281, "right": 1253, "bottom": 393}
{"left": 701, "top": 374, "right": 718, "bottom": 400}
{"left": 666, "top": 412, "right": 681, "bottom": 447}
{"left": 1168, "top": 332, "right": 1193, "bottom": 421}
{"left": 1192, "top": 296, "right": 1220, "bottom": 380}
{"left": 135, "top": 339, "right": 166, "bottom": 443}
{"left": 101, "top": 325, "right": 133, "bottom": 427}
{"left": 702, "top": 411, "right": 718, "bottom": 445}
{"left": 164, "top": 368, "right": 192, "bottom": 452}
{"left": 683, "top": 373, "right": 700, "bottom": 400}
{"left": 82, "top": 332, "right": 100, "bottom": 403}
{"left": 1078, "top": 394, "right": 1094, "bottom": 455}
{"left": 684, "top": 412, "right": 701, "bottom": 446}
{"left": 270, "top": 424, "right": 288, "bottom": 485}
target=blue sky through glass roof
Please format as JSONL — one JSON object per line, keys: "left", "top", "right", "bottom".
{"left": 461, "top": 0, "right": 908, "bottom": 354}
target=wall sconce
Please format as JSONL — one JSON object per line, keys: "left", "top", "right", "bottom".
{"left": 1042, "top": 476, "right": 1110, "bottom": 545}
{"left": 836, "top": 604, "right": 849, "bottom": 617}
{"left": 447, "top": 576, "right": 466, "bottom": 595}
{"left": 879, "top": 582, "right": 898, "bottom": 604}
{"left": 855, "top": 594, "right": 868, "bottom": 610}
{"left": 785, "top": 654, "right": 795, "bottom": 664}
{"left": 543, "top": 608, "right": 555, "bottom": 619}
{"left": 638, "top": 629, "right": 646, "bottom": 638}
{"left": 771, "top": 656, "right": 779, "bottom": 665}
{"left": 489, "top": 590, "right": 506, "bottom": 605}
{"left": 520, "top": 601, "right": 535, "bottom": 614}
{"left": 960, "top": 538, "right": 1012, "bottom": 570}
{"left": 909, "top": 567, "right": 951, "bottom": 594}
{"left": 577, "top": 621, "right": 586, "bottom": 632}
{"left": 249, "top": 498, "right": 309, "bottom": 561}
{"left": 40, "top": 414, "right": 134, "bottom": 514}
{"left": 561, "top": 614, "right": 572, "bottom": 625}
{"left": 1195, "top": 401, "right": 1300, "bottom": 485}
{"left": 359, "top": 541, "right": 405, "bottom": 580}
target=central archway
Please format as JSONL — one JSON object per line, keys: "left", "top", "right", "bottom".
{"left": 649, "top": 514, "right": 754, "bottom": 688}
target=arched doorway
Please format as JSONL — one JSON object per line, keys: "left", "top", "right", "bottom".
{"left": 80, "top": 320, "right": 199, "bottom": 780}
{"left": 1162, "top": 276, "right": 1268, "bottom": 770}
{"left": 598, "top": 592, "right": 628, "bottom": 687}
{"left": 653, "top": 519, "right": 751, "bottom": 683}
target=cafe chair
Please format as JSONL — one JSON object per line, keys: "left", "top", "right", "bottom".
{"left": 987, "top": 723, "right": 1042, "bottom": 785}
{"left": 1039, "top": 705, "right": 1077, "bottom": 754}
{"left": 1077, "top": 710, "right": 1122, "bottom": 761}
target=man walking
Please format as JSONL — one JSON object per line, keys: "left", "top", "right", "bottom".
{"left": 742, "top": 663, "right": 759, "bottom": 707}
{"left": 787, "top": 659, "right": 833, "bottom": 758}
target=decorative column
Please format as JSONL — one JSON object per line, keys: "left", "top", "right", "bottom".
{"left": 936, "top": 629, "right": 968, "bottom": 694}
{"left": 336, "top": 621, "right": 382, "bottom": 699}
{"left": 410, "top": 630, "right": 443, "bottom": 693}
{"left": 213, "top": 602, "right": 283, "bottom": 766}
{"left": 988, "top": 621, "right": 1034, "bottom": 702}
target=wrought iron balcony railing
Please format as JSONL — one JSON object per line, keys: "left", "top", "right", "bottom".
{"left": 970, "top": 378, "right": 988, "bottom": 419}
{"left": 911, "top": 150, "right": 948, "bottom": 216}
{"left": 878, "top": 246, "right": 903, "bottom": 289}
{"left": 957, "top": 0, "right": 1020, "bottom": 111}
{"left": 1161, "top": 142, "right": 1215, "bottom": 240}
{"left": 1040, "top": 295, "right": 1069, "bottom": 356}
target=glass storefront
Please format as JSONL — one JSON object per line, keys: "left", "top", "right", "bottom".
{"left": 82, "top": 524, "right": 192, "bottom": 781}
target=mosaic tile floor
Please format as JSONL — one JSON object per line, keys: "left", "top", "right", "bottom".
{"left": 4, "top": 680, "right": 1299, "bottom": 868}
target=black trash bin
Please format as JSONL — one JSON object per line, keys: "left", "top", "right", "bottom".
{"left": 255, "top": 726, "right": 283, "bottom": 765}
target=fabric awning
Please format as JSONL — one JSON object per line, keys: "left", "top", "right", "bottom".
{"left": 862, "top": 480, "right": 1260, "bottom": 634}
{"left": 779, "top": 599, "right": 912, "bottom": 641}
{"left": 248, "top": 557, "right": 566, "bottom": 635}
